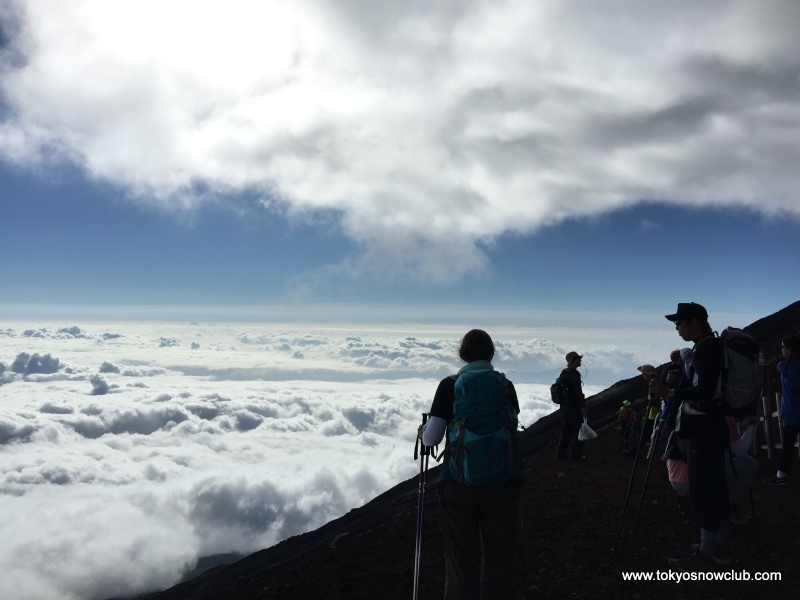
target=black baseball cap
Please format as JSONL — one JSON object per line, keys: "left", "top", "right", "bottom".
{"left": 665, "top": 302, "right": 708, "bottom": 322}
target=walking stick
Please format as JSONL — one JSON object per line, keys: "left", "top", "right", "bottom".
{"left": 630, "top": 416, "right": 663, "bottom": 537}
{"left": 413, "top": 413, "right": 429, "bottom": 600}
{"left": 759, "top": 351, "right": 774, "bottom": 458}
{"left": 611, "top": 412, "right": 648, "bottom": 556}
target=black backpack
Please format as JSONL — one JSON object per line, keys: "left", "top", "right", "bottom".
{"left": 550, "top": 371, "right": 569, "bottom": 404}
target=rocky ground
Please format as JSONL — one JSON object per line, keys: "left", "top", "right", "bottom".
{"left": 147, "top": 417, "right": 798, "bottom": 600}
{"left": 143, "top": 301, "right": 800, "bottom": 600}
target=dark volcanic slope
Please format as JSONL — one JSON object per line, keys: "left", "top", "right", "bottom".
{"left": 148, "top": 301, "right": 800, "bottom": 600}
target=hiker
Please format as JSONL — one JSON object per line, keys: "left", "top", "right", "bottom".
{"left": 617, "top": 400, "right": 633, "bottom": 443}
{"left": 763, "top": 334, "right": 800, "bottom": 486}
{"left": 663, "top": 348, "right": 693, "bottom": 424}
{"left": 556, "top": 351, "right": 587, "bottom": 461}
{"left": 660, "top": 350, "right": 686, "bottom": 421}
{"left": 625, "top": 365, "right": 661, "bottom": 457}
{"left": 666, "top": 416, "right": 758, "bottom": 524}
{"left": 650, "top": 302, "right": 731, "bottom": 570}
{"left": 654, "top": 350, "right": 691, "bottom": 459}
{"left": 666, "top": 349, "right": 684, "bottom": 379}
{"left": 419, "top": 329, "right": 524, "bottom": 600}
{"left": 628, "top": 403, "right": 643, "bottom": 443}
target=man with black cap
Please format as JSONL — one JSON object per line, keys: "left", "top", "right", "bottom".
{"left": 650, "top": 302, "right": 731, "bottom": 570}
{"left": 556, "top": 351, "right": 587, "bottom": 461}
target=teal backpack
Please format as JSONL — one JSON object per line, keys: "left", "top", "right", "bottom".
{"left": 447, "top": 369, "right": 523, "bottom": 486}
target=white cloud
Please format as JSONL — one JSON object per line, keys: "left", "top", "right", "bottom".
{"left": 1, "top": 1, "right": 799, "bottom": 282}
{"left": 0, "top": 316, "right": 677, "bottom": 598}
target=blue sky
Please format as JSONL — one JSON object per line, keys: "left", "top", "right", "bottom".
{"left": 3, "top": 157, "right": 796, "bottom": 320}
{"left": 1, "top": 0, "right": 799, "bottom": 323}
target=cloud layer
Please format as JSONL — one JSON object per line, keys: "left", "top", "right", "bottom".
{"left": 0, "top": 318, "right": 673, "bottom": 599}
{"left": 2, "top": 0, "right": 799, "bottom": 280}
{"left": 6, "top": 322, "right": 624, "bottom": 600}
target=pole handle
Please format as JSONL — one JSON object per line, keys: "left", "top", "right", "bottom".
{"left": 420, "top": 413, "right": 429, "bottom": 457}
{"left": 415, "top": 413, "right": 429, "bottom": 460}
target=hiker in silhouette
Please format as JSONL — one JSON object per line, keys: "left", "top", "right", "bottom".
{"left": 660, "top": 350, "right": 685, "bottom": 417}
{"left": 556, "top": 351, "right": 587, "bottom": 461}
{"left": 617, "top": 400, "right": 633, "bottom": 444}
{"left": 652, "top": 350, "right": 691, "bottom": 455}
{"left": 661, "top": 348, "right": 692, "bottom": 425}
{"left": 764, "top": 334, "right": 800, "bottom": 486}
{"left": 625, "top": 364, "right": 661, "bottom": 457}
{"left": 650, "top": 302, "right": 731, "bottom": 571}
{"left": 628, "top": 403, "right": 643, "bottom": 443}
{"left": 419, "top": 329, "right": 524, "bottom": 600}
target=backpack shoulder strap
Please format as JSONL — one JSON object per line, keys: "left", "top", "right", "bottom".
{"left": 560, "top": 368, "right": 572, "bottom": 392}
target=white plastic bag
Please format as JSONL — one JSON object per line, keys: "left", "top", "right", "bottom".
{"left": 578, "top": 418, "right": 597, "bottom": 441}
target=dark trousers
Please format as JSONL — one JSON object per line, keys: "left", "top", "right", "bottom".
{"left": 779, "top": 424, "right": 800, "bottom": 474}
{"left": 438, "top": 480, "right": 521, "bottom": 600}
{"left": 557, "top": 405, "right": 584, "bottom": 459}
{"left": 685, "top": 413, "right": 730, "bottom": 532}
{"left": 618, "top": 419, "right": 632, "bottom": 443}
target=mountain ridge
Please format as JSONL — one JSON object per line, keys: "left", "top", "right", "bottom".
{"left": 138, "top": 300, "right": 800, "bottom": 599}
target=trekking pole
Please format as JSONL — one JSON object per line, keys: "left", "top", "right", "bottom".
{"left": 611, "top": 413, "right": 649, "bottom": 556}
{"left": 759, "top": 351, "right": 774, "bottom": 458}
{"left": 629, "top": 417, "right": 664, "bottom": 538}
{"left": 413, "top": 413, "right": 429, "bottom": 600}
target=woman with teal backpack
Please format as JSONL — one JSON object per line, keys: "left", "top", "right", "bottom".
{"left": 419, "top": 329, "right": 524, "bottom": 600}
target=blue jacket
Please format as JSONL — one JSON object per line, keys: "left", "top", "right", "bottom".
{"left": 778, "top": 357, "right": 800, "bottom": 428}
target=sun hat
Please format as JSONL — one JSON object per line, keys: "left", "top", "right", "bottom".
{"left": 565, "top": 351, "right": 583, "bottom": 364}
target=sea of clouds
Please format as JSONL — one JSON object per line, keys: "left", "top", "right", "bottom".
{"left": 0, "top": 318, "right": 676, "bottom": 600}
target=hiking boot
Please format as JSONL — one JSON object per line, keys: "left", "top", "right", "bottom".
{"left": 689, "top": 543, "right": 733, "bottom": 566}
{"left": 668, "top": 548, "right": 717, "bottom": 572}
{"left": 763, "top": 476, "right": 789, "bottom": 486}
